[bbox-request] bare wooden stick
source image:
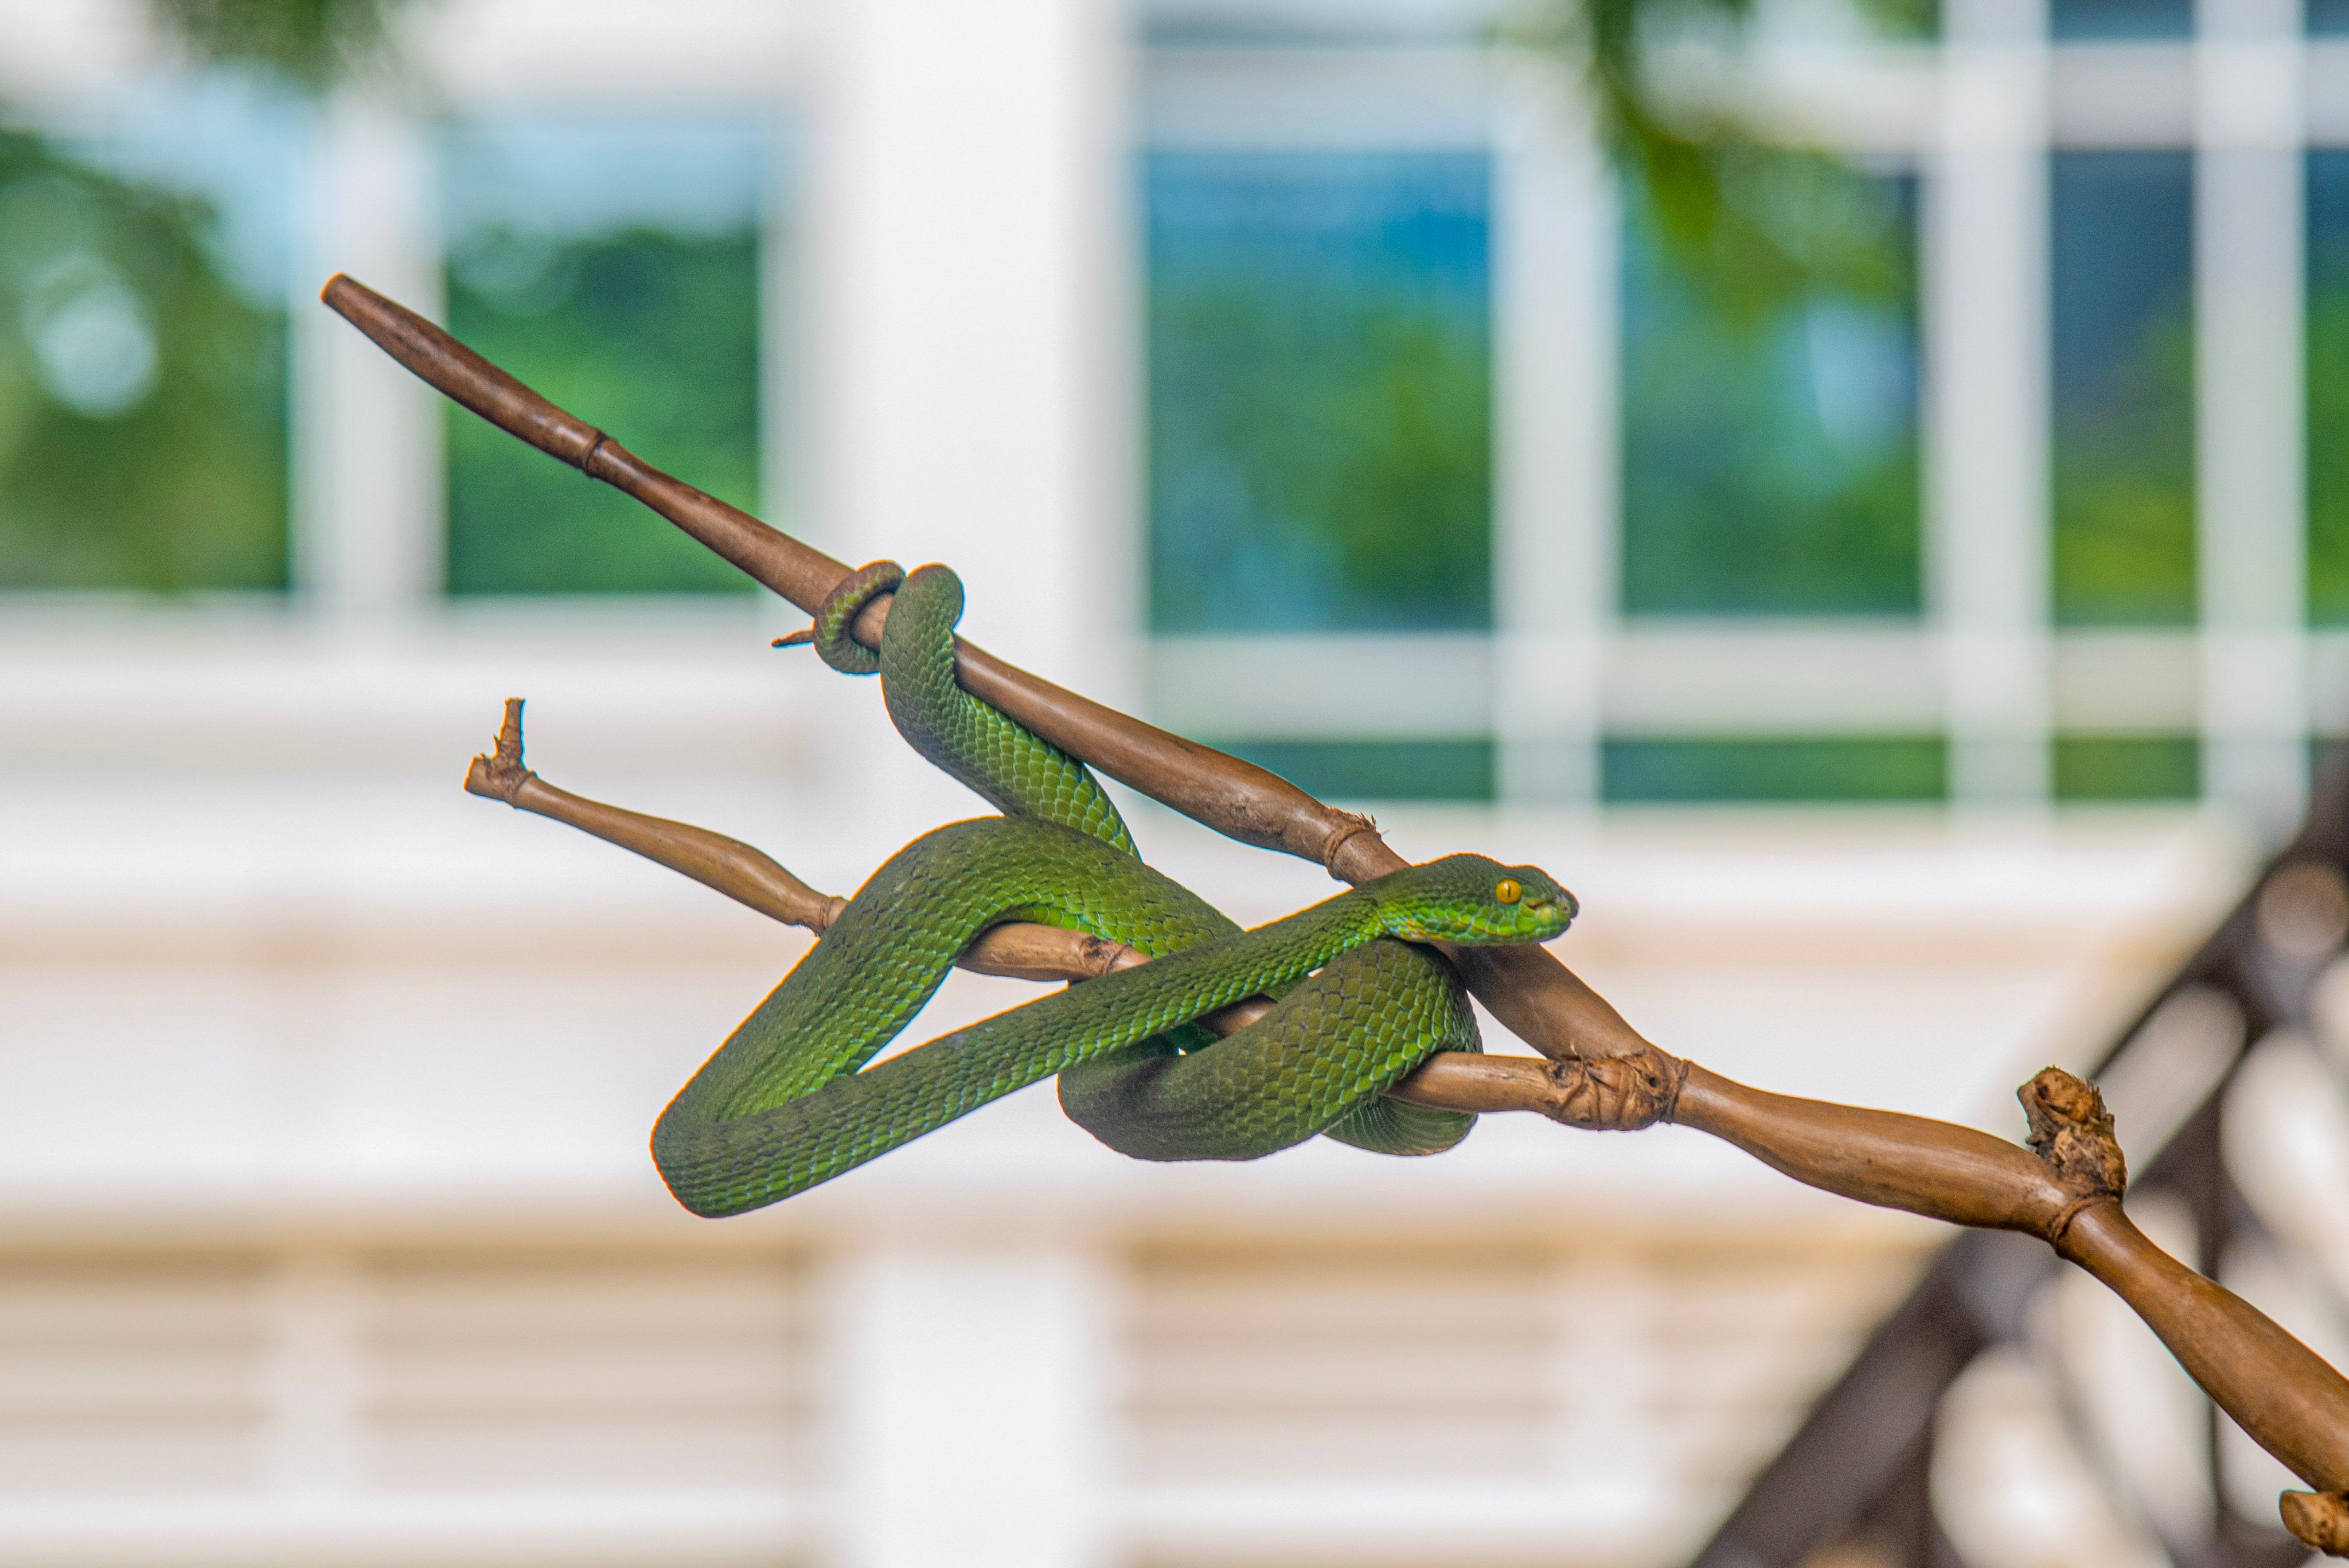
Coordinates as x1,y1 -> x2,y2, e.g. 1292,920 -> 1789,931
352,275 -> 2349,1553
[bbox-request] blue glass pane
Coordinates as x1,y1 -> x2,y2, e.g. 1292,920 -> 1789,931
1620,173 -> 1921,617
2313,0 -> 2349,34
1211,738 -> 1493,802
443,116 -> 768,595
2051,734 -> 2198,799
1602,736 -> 1946,802
2051,151 -> 2194,626
0,78 -> 299,591
2050,0 -> 2192,38
2309,153 -> 2349,620
1146,150 -> 1492,634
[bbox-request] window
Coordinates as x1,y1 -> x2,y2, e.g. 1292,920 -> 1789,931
2049,0 -> 2193,40
1603,737 -> 1946,804
2308,151 -> 2349,621
442,117 -> 770,596
1618,169 -> 1922,618
1144,149 -> 1491,634
2051,735 -> 2199,801
0,79 -> 298,593
1208,738 -> 1495,804
2050,151 -> 2195,627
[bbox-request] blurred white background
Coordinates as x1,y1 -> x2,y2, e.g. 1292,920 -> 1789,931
2,0 -> 2346,1563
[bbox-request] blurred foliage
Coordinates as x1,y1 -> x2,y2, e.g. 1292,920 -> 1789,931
2312,282 -> 2349,619
1621,172 -> 1919,615
2050,314 -> 2194,623
1602,735 -> 1945,801
2048,0 -> 2191,39
1147,153 -> 1490,634
0,129 -> 287,592
2308,153 -> 2349,622
1518,0 -> 1932,324
1603,735 -> 1946,801
1212,739 -> 1496,802
444,225 -> 759,595
2050,152 -> 2195,626
2051,735 -> 2198,800
1150,282 -> 1489,631
148,0 -> 410,91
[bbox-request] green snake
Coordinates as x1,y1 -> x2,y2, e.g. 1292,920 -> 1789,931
650,563 -> 1576,1217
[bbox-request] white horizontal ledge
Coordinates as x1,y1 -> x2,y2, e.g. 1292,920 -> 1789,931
0,603 -> 805,776
416,1 -> 816,107
0,615 -> 2336,764
1120,1477 -> 1695,1562
1144,44 -> 1498,149
0,1492 -> 806,1568
1152,625 -> 2299,738
1602,621 -> 1940,733
1149,633 -> 1495,738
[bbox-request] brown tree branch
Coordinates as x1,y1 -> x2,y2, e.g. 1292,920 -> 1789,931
346,273 -> 2349,1552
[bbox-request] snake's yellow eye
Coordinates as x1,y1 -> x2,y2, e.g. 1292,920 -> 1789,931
1494,879 -> 1521,904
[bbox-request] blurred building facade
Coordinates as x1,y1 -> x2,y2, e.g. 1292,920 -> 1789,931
0,0 -> 2343,1565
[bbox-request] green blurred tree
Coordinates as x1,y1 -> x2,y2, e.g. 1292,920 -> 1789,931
1519,0 -> 1932,321
1150,276 -> 1491,633
0,0 -> 428,593
2051,310 -> 2195,624
0,132 -> 288,591
443,224 -> 761,595
149,0 -> 411,90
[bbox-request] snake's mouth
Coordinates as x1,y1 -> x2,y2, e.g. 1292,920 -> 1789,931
1520,891 -> 1575,927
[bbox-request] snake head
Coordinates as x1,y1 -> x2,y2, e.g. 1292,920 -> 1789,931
1373,854 -> 1577,945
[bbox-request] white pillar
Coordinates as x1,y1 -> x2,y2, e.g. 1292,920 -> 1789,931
1930,0 -> 2053,809
813,0 -> 1130,701
762,125 -> 806,548
259,1251 -> 364,1506
295,92 -> 442,622
1546,1254 -> 1664,1524
2197,0 -> 2308,836
1493,59 -> 1615,808
834,1245 -> 1110,1568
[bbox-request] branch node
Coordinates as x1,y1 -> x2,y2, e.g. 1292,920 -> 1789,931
1077,933 -> 1148,978
2282,1489 -> 2349,1557
463,698 -> 535,805
2019,1066 -> 2126,1203
1543,1049 -> 1687,1132
1320,810 -> 1382,879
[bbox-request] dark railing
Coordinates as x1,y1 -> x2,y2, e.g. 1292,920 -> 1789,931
1692,752 -> 2349,1568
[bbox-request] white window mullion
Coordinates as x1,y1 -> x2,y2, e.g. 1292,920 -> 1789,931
1493,57 -> 1615,808
833,1242 -> 1110,1568
2196,0 -> 2309,836
295,93 -> 442,624
1932,0 -> 2055,809
259,1251 -> 363,1503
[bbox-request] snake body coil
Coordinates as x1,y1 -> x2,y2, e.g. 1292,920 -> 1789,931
651,564 -> 1575,1216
